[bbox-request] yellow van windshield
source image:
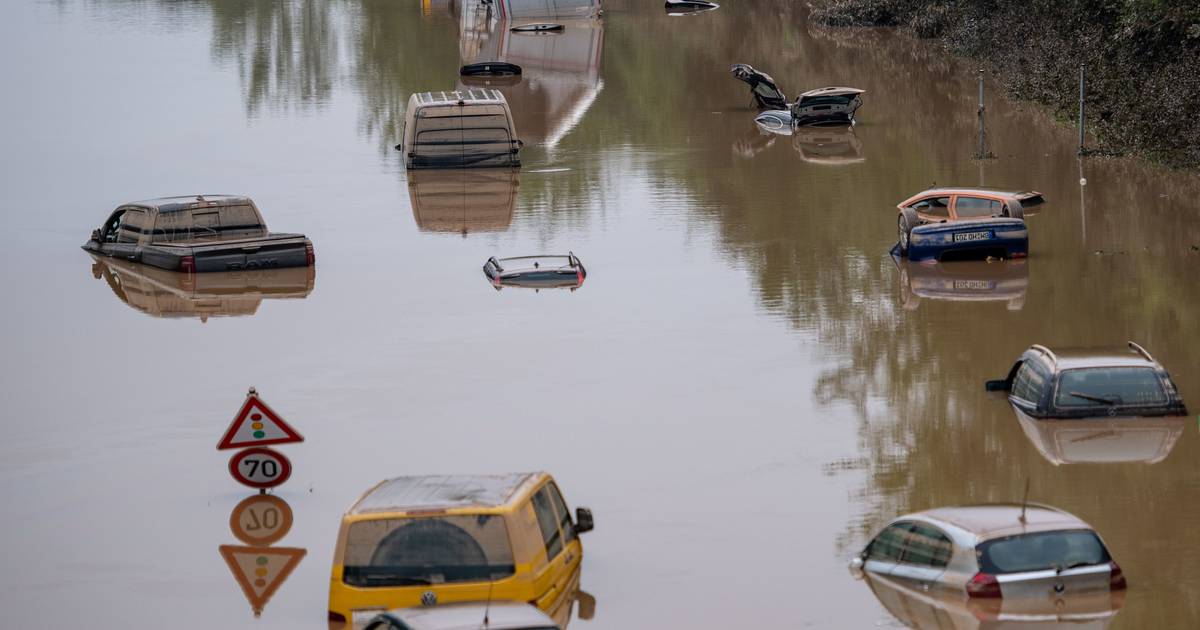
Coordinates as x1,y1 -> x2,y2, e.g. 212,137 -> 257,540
343,515 -> 515,587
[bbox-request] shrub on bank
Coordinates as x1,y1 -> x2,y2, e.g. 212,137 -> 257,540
810,0 -> 1200,167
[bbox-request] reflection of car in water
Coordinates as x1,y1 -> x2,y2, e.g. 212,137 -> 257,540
458,2 -> 603,150
408,169 -> 519,234
863,570 -> 1123,629
327,473 -> 594,628
894,257 -> 1028,311
1016,414 -> 1186,465
896,188 -> 1040,262
851,504 -> 1127,606
498,0 -> 601,21
483,253 -> 586,290
90,255 -> 314,321
793,125 -> 864,165
986,343 -> 1188,420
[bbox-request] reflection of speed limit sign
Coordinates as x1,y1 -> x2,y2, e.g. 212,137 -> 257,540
229,494 -> 294,545
228,447 -> 293,489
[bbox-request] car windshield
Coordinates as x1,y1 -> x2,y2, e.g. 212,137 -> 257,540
978,529 -> 1111,574
342,515 -> 515,587
1054,367 -> 1167,407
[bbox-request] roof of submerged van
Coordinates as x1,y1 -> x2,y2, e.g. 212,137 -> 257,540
348,473 -> 541,515
410,89 -> 509,108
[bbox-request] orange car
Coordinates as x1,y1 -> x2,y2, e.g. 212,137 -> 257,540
895,188 -> 1043,262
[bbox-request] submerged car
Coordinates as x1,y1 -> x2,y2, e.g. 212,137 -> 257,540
363,602 -> 559,630
894,257 -> 1028,311
896,187 -> 1042,262
863,569 -> 1123,629
791,86 -> 865,126
851,504 -> 1127,601
82,195 -> 315,273
483,253 -> 586,290
730,64 -> 787,110
90,255 -> 314,321
327,472 -> 593,627
985,342 -> 1188,420
665,0 -> 719,14
398,90 -> 523,169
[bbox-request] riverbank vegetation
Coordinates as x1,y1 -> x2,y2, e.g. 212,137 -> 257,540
811,0 -> 1200,167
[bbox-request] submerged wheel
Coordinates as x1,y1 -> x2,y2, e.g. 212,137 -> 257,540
898,214 -> 912,255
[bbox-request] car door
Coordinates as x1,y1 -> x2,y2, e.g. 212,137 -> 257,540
908,196 -> 951,224
529,483 -> 570,610
889,523 -> 951,591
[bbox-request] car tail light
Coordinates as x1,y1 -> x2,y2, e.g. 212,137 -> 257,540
179,255 -> 196,274
967,572 -> 1002,598
305,243 -> 315,266
328,611 -> 346,623
576,270 -> 585,286
1012,252 -> 1028,258
1109,562 -> 1127,590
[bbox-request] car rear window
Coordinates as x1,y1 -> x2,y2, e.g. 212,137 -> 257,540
1054,367 -> 1167,407
342,515 -> 515,587
977,530 -> 1111,574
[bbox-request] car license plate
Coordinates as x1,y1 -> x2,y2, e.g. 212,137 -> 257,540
954,280 -> 996,290
953,231 -> 991,242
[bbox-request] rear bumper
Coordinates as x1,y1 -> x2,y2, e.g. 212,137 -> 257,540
906,220 -> 1028,262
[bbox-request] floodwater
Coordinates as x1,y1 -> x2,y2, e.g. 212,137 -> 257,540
2,0 -> 1199,627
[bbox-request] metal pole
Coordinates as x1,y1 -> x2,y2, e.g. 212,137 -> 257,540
978,70 -> 985,159
1078,65 -> 1086,155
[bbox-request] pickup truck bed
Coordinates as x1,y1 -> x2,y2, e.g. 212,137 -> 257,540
139,233 -> 312,272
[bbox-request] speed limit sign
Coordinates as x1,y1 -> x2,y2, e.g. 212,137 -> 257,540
228,447 -> 293,490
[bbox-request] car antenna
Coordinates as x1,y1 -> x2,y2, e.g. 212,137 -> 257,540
1018,478 -> 1030,525
483,582 -> 494,627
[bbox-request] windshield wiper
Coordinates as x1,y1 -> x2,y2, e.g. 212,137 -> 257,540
1067,391 -> 1120,405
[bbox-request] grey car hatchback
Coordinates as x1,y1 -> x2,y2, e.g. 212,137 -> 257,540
850,504 -> 1126,602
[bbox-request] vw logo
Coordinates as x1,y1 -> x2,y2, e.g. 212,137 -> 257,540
420,591 -> 438,606
1053,580 -> 1066,594
1108,405 -> 1118,417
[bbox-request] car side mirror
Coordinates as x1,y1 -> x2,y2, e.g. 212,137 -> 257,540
985,379 -> 1009,392
849,556 -> 865,571
575,507 -> 594,534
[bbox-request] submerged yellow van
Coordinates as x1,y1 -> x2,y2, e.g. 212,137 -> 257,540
327,472 -> 593,627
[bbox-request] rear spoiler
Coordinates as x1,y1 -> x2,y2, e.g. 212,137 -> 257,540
1015,191 -> 1045,207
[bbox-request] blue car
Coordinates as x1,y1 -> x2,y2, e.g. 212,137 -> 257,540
895,187 -> 1042,262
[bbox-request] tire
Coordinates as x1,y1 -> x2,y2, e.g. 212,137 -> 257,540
897,212 -> 915,256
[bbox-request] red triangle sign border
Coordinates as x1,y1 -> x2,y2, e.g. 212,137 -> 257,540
218,544 -> 307,615
217,390 -> 305,451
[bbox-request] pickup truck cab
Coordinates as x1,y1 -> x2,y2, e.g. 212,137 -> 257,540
82,195 -> 314,273
328,472 -> 593,628
896,188 -> 1042,262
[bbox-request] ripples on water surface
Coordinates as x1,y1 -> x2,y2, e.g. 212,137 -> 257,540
1,0 -> 1198,627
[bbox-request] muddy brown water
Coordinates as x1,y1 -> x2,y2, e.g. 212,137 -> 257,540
2,0 -> 1199,627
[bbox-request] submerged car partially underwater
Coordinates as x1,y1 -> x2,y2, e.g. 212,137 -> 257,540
734,65 -> 865,125
665,0 -> 719,15
895,187 -> 1043,262
484,253 -> 587,290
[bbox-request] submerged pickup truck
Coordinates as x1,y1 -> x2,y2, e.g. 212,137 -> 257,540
82,195 -> 314,273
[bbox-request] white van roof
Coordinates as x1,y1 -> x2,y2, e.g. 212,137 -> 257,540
411,89 -> 509,108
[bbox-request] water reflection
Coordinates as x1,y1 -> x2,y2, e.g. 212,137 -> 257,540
408,168 -> 520,234
457,0 -> 603,149
894,258 -> 1028,311
219,494 -> 307,617
863,573 -> 1124,629
794,125 -> 863,165
1015,415 -> 1187,466
90,256 -> 315,321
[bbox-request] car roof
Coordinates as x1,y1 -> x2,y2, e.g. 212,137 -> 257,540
126,195 -> 250,213
348,473 -> 539,515
915,504 -> 1092,541
912,187 -> 1028,199
411,89 -> 508,108
1026,343 -> 1161,370
385,601 -> 557,630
